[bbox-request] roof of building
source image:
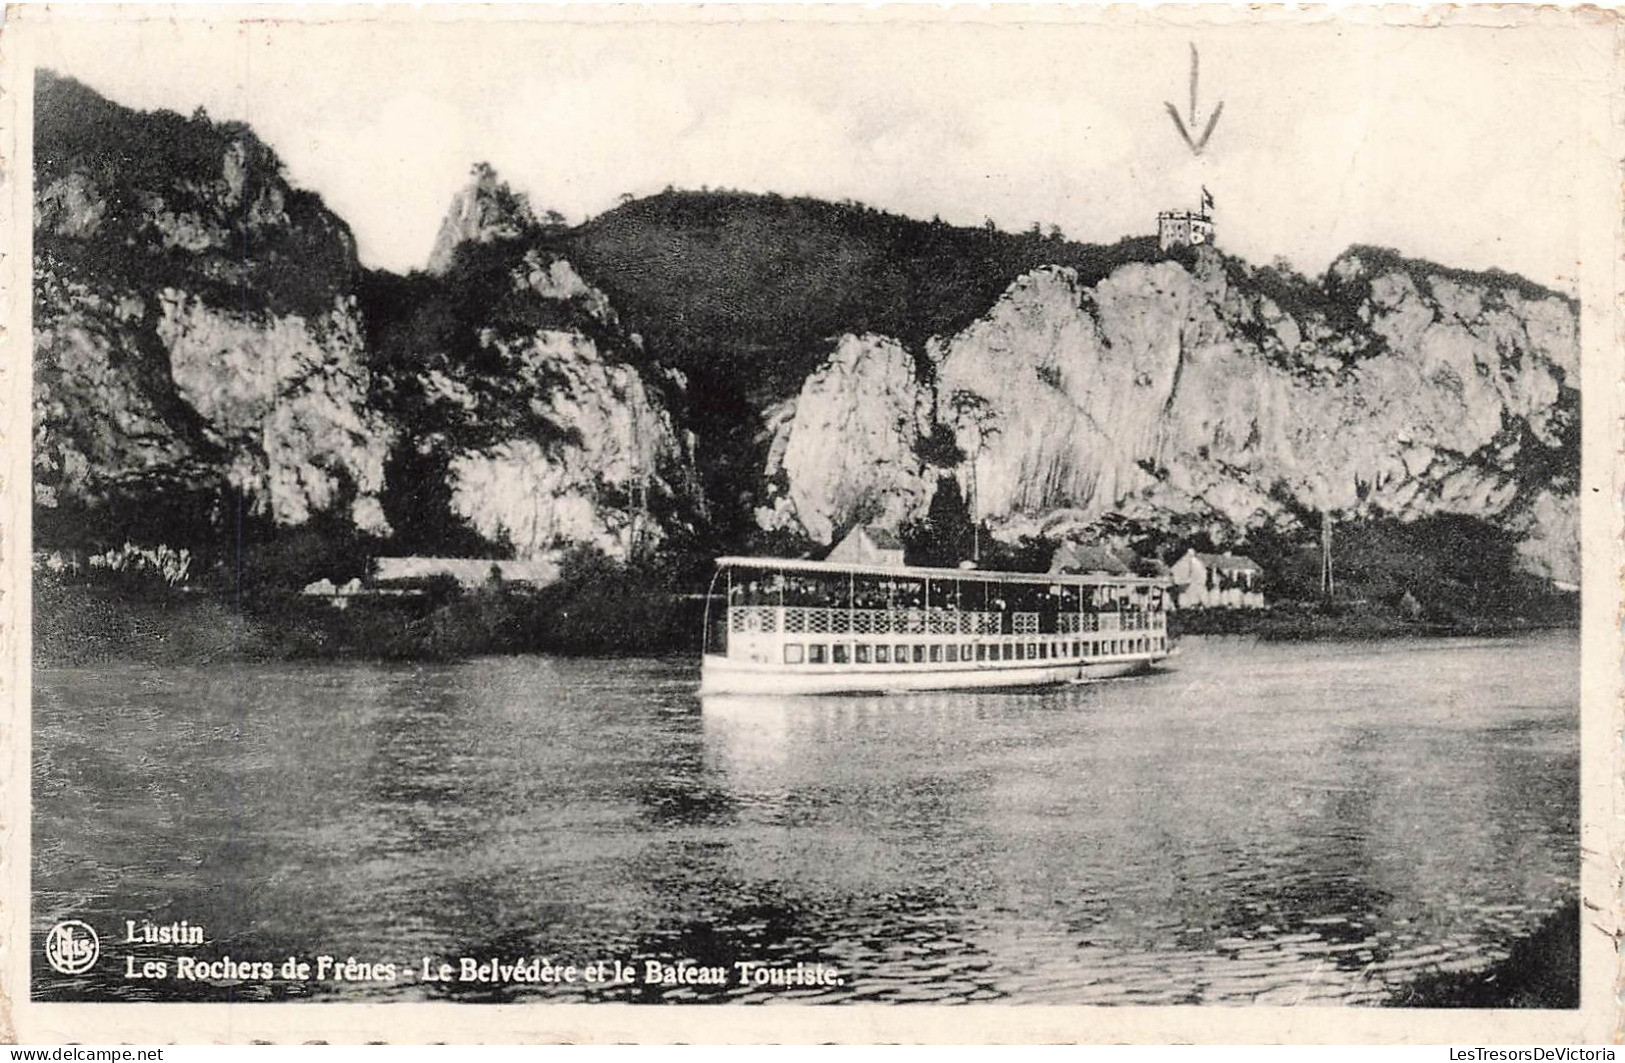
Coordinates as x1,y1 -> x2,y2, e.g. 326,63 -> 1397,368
371,556 -> 560,586
1050,542 -> 1132,575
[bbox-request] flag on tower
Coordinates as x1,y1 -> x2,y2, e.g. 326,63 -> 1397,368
1201,186 -> 1215,213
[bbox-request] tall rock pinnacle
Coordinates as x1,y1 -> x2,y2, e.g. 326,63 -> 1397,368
426,162 -> 539,273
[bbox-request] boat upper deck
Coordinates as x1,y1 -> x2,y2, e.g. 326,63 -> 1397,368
712,556 -> 1172,588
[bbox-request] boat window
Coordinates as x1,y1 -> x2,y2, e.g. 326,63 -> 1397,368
962,643 -> 973,660
1028,642 -> 1038,659
975,644 -> 987,662
912,645 -> 926,664
1015,643 -> 1025,660
855,644 -> 871,664
783,644 -> 804,664
833,644 -> 849,664
809,644 -> 827,664
1038,643 -> 1048,659
1002,643 -> 1014,660
895,644 -> 908,663
875,645 -> 890,663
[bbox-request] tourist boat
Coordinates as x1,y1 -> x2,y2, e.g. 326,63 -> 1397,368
699,555 -> 1173,696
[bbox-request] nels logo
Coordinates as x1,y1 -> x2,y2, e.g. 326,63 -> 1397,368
44,920 -> 100,975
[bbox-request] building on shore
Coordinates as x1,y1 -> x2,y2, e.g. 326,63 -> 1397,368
370,556 -> 561,590
1170,549 -> 1265,609
301,556 -> 561,607
1048,541 -> 1134,576
826,525 -> 908,567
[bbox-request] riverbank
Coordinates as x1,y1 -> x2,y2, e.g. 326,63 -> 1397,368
1169,598 -> 1578,641
32,574 -> 702,666
1389,898 -> 1579,1008
34,575 -> 1578,667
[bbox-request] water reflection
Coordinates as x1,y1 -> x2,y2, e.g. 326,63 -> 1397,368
33,635 -> 1577,1005
694,635 -> 1578,1004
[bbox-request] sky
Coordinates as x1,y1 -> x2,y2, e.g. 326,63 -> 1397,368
22,8 -> 1614,292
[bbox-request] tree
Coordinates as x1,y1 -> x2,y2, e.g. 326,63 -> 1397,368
948,390 -> 1000,561
904,475 -> 975,568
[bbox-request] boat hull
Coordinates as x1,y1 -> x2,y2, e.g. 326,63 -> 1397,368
698,653 -> 1163,696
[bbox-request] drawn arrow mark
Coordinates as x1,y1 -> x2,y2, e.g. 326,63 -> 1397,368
1166,44 -> 1224,156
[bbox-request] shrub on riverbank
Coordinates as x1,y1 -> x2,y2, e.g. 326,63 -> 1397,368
35,517 -> 1579,666
503,546 -> 695,654
34,572 -> 278,665
1168,591 -> 1578,641
34,546 -> 705,666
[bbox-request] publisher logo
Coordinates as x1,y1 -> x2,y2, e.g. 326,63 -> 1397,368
44,920 -> 99,975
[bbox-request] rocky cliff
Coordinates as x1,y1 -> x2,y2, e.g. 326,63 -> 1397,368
762,248 -> 1578,582
754,333 -> 933,542
34,71 -> 390,544
363,163 -> 700,562
36,76 -> 699,569
33,74 -> 1579,586
376,246 -> 699,561
425,161 -> 541,274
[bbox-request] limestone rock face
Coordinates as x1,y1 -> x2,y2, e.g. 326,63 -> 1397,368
426,162 -> 539,274
756,333 -> 933,544
155,290 -> 389,530
32,273 -> 205,512
405,169 -> 698,561
34,73 -> 1579,586
33,71 -> 387,540
389,242 -> 699,561
762,248 -> 1578,581
442,323 -> 693,561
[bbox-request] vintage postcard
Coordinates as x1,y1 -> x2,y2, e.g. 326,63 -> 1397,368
1,3 -> 1620,1045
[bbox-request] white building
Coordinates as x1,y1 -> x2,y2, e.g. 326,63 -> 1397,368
1157,209 -> 1214,251
1170,549 -> 1265,609
370,556 -> 561,589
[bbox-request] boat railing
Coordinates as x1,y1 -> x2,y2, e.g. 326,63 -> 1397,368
726,605 -> 1166,639
767,607 -> 1005,636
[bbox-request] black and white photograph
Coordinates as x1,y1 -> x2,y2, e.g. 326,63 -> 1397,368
5,3 -> 1619,1044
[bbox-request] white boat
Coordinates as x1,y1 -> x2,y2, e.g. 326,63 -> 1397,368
699,555 -> 1173,696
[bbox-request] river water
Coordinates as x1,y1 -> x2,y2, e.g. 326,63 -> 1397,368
32,633 -> 1578,1005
